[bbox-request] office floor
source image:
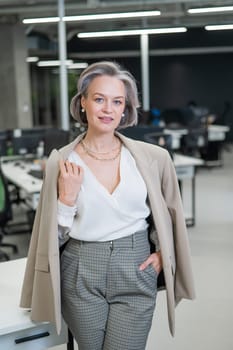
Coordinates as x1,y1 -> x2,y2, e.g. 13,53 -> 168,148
2,147 -> 233,350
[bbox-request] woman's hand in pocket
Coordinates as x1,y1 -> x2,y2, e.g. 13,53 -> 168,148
139,251 -> 163,274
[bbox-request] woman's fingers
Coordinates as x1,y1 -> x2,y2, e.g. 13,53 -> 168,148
59,159 -> 67,174
58,160 -> 84,206
59,160 -> 82,178
78,165 -> 84,182
73,164 -> 84,180
65,160 -> 72,172
64,160 -> 76,175
139,255 -> 154,270
139,252 -> 163,274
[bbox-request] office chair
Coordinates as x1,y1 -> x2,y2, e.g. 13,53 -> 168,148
144,132 -> 173,159
0,167 -> 18,261
180,126 -> 208,157
43,128 -> 70,156
120,125 -> 164,142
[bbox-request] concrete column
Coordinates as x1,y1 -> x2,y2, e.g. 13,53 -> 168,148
31,65 -> 40,126
140,33 -> 150,124
0,22 -> 32,129
140,33 -> 150,111
44,69 -> 52,126
58,0 -> 69,130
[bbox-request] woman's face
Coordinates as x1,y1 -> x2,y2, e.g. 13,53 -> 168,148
81,75 -> 126,134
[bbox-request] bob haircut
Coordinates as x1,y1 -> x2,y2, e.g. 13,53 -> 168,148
70,61 -> 140,129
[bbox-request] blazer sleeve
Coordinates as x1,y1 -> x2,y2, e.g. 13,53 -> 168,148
161,152 -> 196,302
19,181 -> 46,308
20,149 -> 60,308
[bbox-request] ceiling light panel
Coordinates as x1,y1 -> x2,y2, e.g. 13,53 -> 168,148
188,6 -> 233,14
78,27 -> 187,38
37,60 -> 73,67
64,10 -> 161,22
23,10 -> 161,24
205,24 -> 233,30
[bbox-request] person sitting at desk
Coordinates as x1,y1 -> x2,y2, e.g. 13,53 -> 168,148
20,61 -> 195,350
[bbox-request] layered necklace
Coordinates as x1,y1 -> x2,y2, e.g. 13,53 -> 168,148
80,139 -> 122,161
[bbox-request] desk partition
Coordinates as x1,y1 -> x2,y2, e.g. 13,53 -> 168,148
4,128 -> 70,157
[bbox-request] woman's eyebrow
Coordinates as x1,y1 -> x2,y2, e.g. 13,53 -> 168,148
93,92 -> 125,99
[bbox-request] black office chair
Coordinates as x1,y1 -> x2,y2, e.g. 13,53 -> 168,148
0,167 -> 18,261
144,132 -> 174,159
120,125 -> 164,142
180,127 -> 208,157
43,128 -> 70,156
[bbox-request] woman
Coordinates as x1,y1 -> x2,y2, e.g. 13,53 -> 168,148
20,61 -> 195,350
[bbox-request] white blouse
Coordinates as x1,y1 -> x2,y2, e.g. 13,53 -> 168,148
57,146 -> 151,242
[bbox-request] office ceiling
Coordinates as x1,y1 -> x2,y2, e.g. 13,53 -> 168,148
0,0 -> 233,41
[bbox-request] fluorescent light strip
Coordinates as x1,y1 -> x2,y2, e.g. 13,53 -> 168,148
26,56 -> 39,63
37,60 -> 73,67
63,10 -> 161,21
68,63 -> 88,69
205,24 -> 233,31
78,27 -> 187,38
23,10 -> 161,24
23,17 -> 59,24
188,6 -> 233,14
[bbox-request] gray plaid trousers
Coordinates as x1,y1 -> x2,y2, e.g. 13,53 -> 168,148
61,230 -> 158,350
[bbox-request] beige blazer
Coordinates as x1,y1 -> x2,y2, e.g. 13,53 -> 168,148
20,132 -> 195,336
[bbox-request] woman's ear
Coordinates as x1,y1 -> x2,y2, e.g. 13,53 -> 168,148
80,95 -> 85,110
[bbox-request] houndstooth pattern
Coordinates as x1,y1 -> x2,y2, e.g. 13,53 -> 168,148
60,230 -> 158,350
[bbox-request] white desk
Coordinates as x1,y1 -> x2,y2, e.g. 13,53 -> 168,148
166,124 -> 230,151
203,124 -> 230,166
174,153 -> 203,171
1,159 -> 42,210
0,258 -> 68,349
173,153 -> 204,226
164,128 -> 188,150
208,124 -> 230,141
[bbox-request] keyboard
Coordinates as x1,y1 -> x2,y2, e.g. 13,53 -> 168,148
28,169 -> 43,180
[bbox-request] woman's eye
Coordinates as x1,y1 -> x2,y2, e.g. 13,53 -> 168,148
95,97 -> 104,103
114,100 -> 122,105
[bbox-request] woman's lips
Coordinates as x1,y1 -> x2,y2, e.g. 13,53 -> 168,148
98,116 -> 113,123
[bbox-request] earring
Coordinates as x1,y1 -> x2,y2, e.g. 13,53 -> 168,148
122,112 -> 125,118
81,108 -> 85,113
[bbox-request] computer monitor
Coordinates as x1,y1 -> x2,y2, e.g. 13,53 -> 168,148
43,129 -> 70,156
0,130 -> 11,156
120,125 -> 164,142
161,107 -> 203,129
12,134 -> 43,155
11,128 -> 70,156
0,133 -> 7,156
144,132 -> 173,158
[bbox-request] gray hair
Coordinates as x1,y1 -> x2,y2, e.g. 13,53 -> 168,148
70,61 -> 140,129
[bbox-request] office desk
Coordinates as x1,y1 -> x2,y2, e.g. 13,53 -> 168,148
165,125 -> 229,143
1,158 -> 42,210
164,128 -> 188,150
173,153 -> 203,227
0,258 -> 68,350
202,124 -> 230,166
208,124 -> 230,141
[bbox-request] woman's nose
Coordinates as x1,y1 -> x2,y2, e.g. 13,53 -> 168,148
103,100 -> 112,112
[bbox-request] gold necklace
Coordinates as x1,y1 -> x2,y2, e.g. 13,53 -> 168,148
80,140 -> 121,161
81,139 -> 120,155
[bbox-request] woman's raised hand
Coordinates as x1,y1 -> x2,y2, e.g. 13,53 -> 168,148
58,160 -> 84,206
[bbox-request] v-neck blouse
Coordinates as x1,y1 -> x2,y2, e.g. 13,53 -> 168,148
57,145 -> 150,242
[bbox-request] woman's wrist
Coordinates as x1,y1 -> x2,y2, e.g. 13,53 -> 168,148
58,196 -> 76,207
